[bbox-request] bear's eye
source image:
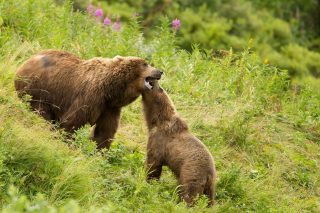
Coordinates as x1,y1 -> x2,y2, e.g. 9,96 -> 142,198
143,62 -> 148,67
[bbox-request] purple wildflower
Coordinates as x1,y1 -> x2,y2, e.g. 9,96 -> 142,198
87,4 -> 94,14
103,17 -> 112,26
113,20 -> 121,31
172,18 -> 181,31
95,8 -> 103,18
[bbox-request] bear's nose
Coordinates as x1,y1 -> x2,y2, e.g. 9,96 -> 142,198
151,69 -> 164,80
156,70 -> 164,76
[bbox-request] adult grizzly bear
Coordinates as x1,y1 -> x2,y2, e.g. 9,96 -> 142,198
142,81 -> 216,206
15,50 -> 163,149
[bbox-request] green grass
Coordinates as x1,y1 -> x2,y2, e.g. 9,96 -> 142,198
0,0 -> 320,212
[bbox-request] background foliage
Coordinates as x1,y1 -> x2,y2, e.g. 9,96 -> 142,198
81,0 -> 320,77
0,0 -> 319,212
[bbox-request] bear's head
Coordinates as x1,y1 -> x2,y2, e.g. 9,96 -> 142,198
107,55 -> 163,107
112,55 -> 163,91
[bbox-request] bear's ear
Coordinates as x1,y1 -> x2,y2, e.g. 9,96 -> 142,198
113,55 -> 124,62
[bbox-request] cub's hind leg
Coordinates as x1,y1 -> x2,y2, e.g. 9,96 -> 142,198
203,176 -> 215,206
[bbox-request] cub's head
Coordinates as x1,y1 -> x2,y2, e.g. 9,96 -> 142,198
141,79 -> 165,100
141,79 -> 177,129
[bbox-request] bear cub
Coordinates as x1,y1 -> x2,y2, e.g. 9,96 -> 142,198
142,81 -> 216,206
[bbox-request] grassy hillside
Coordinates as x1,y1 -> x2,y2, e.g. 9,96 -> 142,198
0,0 -> 320,212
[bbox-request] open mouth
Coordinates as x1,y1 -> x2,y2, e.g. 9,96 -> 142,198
144,69 -> 163,90
144,77 -> 159,90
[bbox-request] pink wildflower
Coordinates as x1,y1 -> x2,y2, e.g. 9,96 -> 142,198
87,4 -> 94,14
113,20 -> 121,31
103,17 -> 112,26
95,8 -> 103,18
172,18 -> 181,31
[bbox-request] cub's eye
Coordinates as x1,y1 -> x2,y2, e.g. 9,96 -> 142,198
143,62 -> 148,67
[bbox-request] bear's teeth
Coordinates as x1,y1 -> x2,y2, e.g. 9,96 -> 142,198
144,80 -> 153,90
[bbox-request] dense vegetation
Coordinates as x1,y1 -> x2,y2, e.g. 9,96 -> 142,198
77,0 -> 320,77
0,0 -> 319,212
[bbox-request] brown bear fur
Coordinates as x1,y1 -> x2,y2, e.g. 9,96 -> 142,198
142,81 -> 216,206
15,49 -> 163,149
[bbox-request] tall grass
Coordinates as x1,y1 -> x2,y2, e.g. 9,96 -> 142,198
0,0 -> 319,212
